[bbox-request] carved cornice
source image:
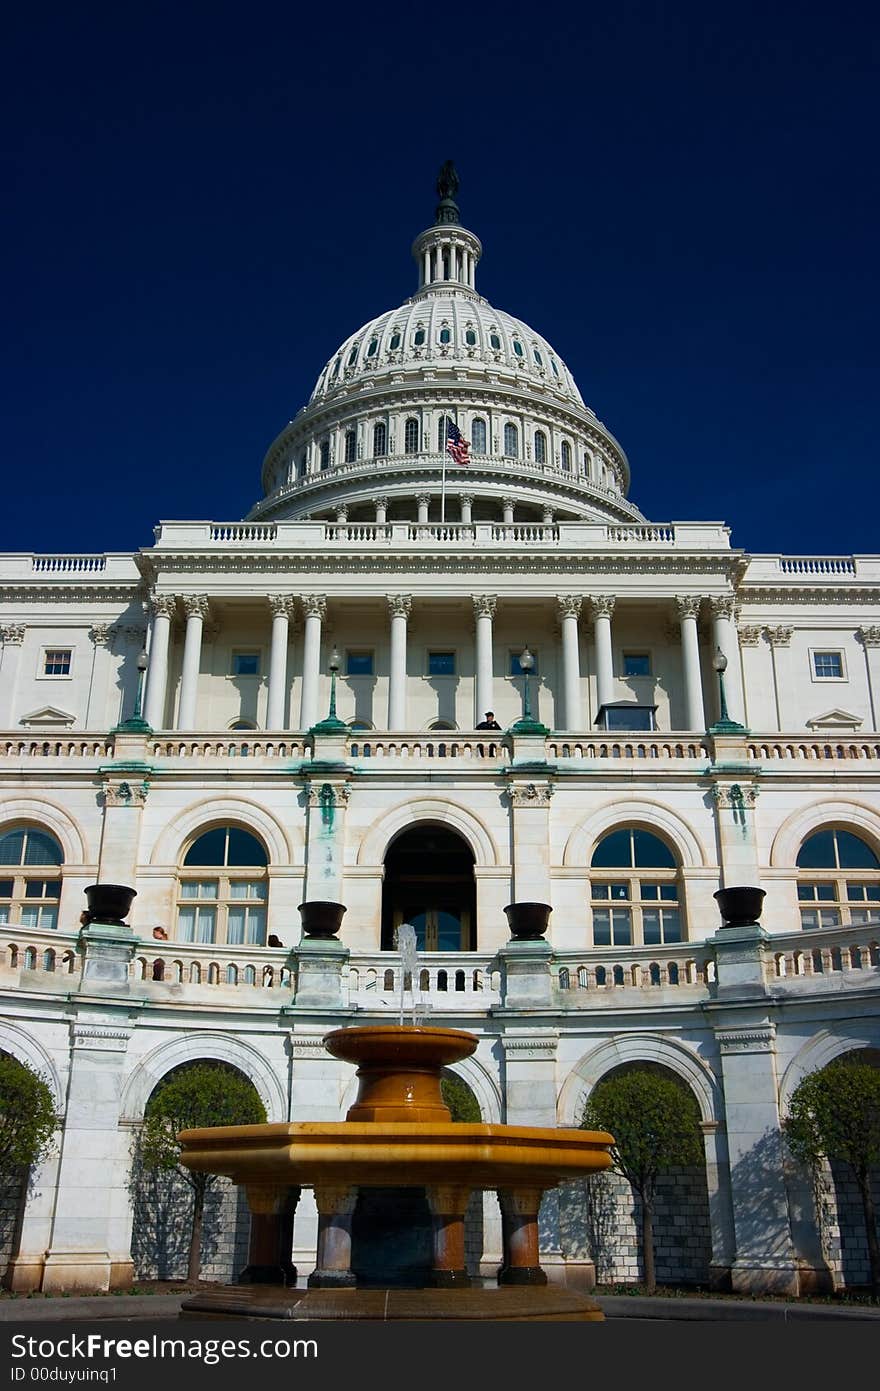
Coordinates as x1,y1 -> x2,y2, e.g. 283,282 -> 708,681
0,586 -> 142,604
387,594 -> 413,620
287,1031 -> 330,1059
741,587 -> 880,606
142,552 -> 738,579
72,1024 -> 133,1052
716,1027 -> 775,1054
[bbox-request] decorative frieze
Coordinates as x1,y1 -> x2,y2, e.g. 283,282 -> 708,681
287,1031 -> 331,1060
71,1024 -> 133,1053
501,1035 -> 558,1061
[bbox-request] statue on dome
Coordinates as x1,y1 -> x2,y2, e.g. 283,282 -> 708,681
436,161 -> 459,202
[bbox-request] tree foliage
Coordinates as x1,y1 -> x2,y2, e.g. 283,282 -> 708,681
0,1054 -> 57,1180
581,1066 -> 703,1292
441,1073 -> 481,1123
783,1055 -> 880,1294
138,1062 -> 266,1283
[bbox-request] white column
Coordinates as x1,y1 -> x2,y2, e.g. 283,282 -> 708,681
0,625 -> 26,727
416,492 -> 430,526
766,626 -> 793,731
85,625 -> 114,728
374,495 -> 388,525
177,594 -> 209,730
709,596 -> 745,725
675,596 -> 706,731
387,595 -> 412,729
858,627 -> 880,731
501,496 -> 515,525
557,596 -> 583,731
299,595 -> 326,730
589,595 -> 616,716
459,492 -> 473,525
267,596 -> 294,729
473,595 -> 497,725
143,595 -> 176,730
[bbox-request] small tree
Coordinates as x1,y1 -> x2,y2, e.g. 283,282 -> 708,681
783,1056 -> 880,1296
441,1073 -> 481,1122
138,1062 -> 266,1284
581,1067 -> 703,1293
0,1055 -> 57,1183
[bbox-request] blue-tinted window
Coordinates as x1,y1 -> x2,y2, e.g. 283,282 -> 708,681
373,422 -> 387,456
404,418 -> 419,453
390,331 -> 401,350
591,828 -> 675,869
510,651 -> 539,676
465,329 -> 477,346
534,431 -> 547,463
414,328 -> 426,346
319,440 -> 330,469
490,332 -> 501,350
232,652 -> 260,676
439,327 -> 451,345
0,828 -> 63,866
185,826 -> 267,867
623,653 -> 651,677
513,340 -> 524,358
561,441 -> 571,471
503,423 -> 518,456
813,651 -> 843,678
533,348 -> 543,366
346,651 -> 374,676
344,430 -> 357,463
471,419 -> 487,454
797,828 -> 879,870
366,337 -> 378,357
428,651 -> 455,676
347,344 -> 359,365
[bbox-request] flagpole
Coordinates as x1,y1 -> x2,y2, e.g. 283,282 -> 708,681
440,415 -> 447,524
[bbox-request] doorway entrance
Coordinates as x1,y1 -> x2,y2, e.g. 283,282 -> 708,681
381,824 -> 476,951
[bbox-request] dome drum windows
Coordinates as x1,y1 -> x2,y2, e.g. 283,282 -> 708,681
177,826 -> 269,947
512,339 -> 524,359
560,440 -> 572,472
503,423 -> 519,458
373,422 -> 387,457
534,431 -> 547,464
590,828 -> 682,947
471,418 -> 487,454
404,418 -> 420,455
366,337 -> 379,358
796,828 -> 880,928
0,827 -> 64,930
319,440 -> 330,471
344,429 -> 357,464
413,327 -> 426,347
389,330 -> 402,351
439,327 -> 451,346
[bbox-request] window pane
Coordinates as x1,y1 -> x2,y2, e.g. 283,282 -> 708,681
185,828 -> 227,866
246,909 -> 267,946
196,907 -> 216,944
226,829 -> 268,866
227,907 -> 245,945
659,884 -> 678,902
0,879 -> 12,897
591,884 -> 610,900
813,652 -> 843,678
20,907 -> 39,927
643,908 -> 661,945
591,830 -> 631,868
347,652 -> 374,676
623,653 -> 651,677
593,908 -> 611,946
40,906 -> 58,930
836,831 -> 879,870
663,909 -> 682,943
0,907 -> 9,923
23,830 -> 63,865
229,880 -> 266,900
428,652 -> 455,676
611,909 -> 632,945
0,831 -> 25,866
796,830 -> 837,869
641,884 -> 659,900
177,907 -> 196,942
632,830 -> 675,868
233,652 -> 260,676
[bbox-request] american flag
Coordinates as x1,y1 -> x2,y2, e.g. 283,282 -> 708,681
446,419 -> 470,466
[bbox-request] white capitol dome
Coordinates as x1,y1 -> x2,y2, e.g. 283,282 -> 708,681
250,170 -> 641,526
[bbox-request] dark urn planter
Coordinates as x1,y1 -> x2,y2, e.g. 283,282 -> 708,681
504,902 -> 552,940
714,886 -> 766,928
83,883 -> 137,927
298,901 -> 347,939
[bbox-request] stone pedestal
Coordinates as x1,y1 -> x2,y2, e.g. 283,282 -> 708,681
79,922 -> 138,991
290,938 -> 350,1010
497,938 -> 554,1009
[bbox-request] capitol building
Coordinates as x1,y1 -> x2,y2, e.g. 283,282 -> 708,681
1,169 -> 879,1298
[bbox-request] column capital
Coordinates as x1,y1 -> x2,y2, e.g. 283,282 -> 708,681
501,494 -> 516,507
588,594 -> 615,620
738,625 -> 763,646
674,595 -> 702,621
387,593 -> 412,620
300,594 -> 327,621
556,594 -> 582,621
373,495 -> 389,509
458,491 -> 473,505
1,624 -> 25,645
765,625 -> 793,648
268,594 -> 296,619
88,624 -> 112,647
473,594 -> 497,620
857,625 -> 880,648
416,491 -> 432,507
708,595 -> 737,621
182,593 -> 210,621
149,594 -> 177,621
313,1185 -> 358,1217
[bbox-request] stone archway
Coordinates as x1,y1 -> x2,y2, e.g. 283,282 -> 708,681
380,822 -> 477,951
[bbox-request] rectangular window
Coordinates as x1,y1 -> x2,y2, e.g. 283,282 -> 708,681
799,907 -> 841,929
623,652 -> 651,678
797,883 -> 837,902
593,907 -> 632,947
232,652 -> 261,677
509,651 -> 539,676
43,649 -> 72,677
346,651 -> 374,676
812,651 -> 844,679
643,907 -> 682,945
428,651 -> 456,676
846,882 -> 880,902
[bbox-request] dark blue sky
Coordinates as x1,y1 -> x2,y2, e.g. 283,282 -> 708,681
4,0 -> 878,558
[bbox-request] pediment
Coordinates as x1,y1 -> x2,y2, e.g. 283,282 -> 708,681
806,708 -> 863,731
20,705 -> 77,727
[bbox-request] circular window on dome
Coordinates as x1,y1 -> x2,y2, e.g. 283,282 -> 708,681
414,327 -> 426,347
490,332 -> 501,351
439,327 -> 451,345
367,337 -> 378,357
513,340 -> 524,358
465,329 -> 477,347
390,331 -> 401,351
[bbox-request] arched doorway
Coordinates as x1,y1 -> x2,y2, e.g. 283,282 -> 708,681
381,824 -> 476,951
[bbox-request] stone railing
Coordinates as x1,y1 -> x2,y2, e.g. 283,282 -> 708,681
553,944 -> 716,999
743,554 -> 880,583
547,735 -> 711,761
0,927 -> 80,982
605,525 -> 675,543
346,953 -> 501,1010
209,523 -> 278,542
149,735 -> 311,760
0,736 -> 115,760
131,943 -> 293,991
768,922 -> 880,986
745,736 -> 880,762
31,555 -> 108,573
348,734 -> 508,762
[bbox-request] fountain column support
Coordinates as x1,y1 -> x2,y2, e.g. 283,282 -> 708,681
240,1184 -> 300,1286
497,1187 -> 548,1285
425,1185 -> 472,1287
308,1185 -> 358,1288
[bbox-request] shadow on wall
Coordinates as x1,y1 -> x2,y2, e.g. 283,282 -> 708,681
128,1140 -> 249,1281
0,1170 -> 28,1285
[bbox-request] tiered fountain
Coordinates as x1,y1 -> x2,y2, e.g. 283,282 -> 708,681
179,921 -> 614,1322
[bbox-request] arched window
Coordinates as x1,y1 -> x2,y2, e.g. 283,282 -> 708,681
373,422 -> 387,457
533,347 -> 543,366
503,423 -> 519,457
796,828 -> 880,928
404,418 -> 419,454
590,828 -> 681,947
330,358 -> 340,380
439,326 -> 451,345
177,826 -> 268,946
366,337 -> 378,358
512,340 -> 524,358
489,332 -> 501,351
319,440 -> 330,470
561,440 -> 572,471
344,429 -> 357,463
347,344 -> 359,366
413,327 -> 426,347
471,418 -> 487,454
534,431 -> 547,464
389,330 -> 401,351
550,358 -> 560,377
0,826 -> 63,929
465,328 -> 477,347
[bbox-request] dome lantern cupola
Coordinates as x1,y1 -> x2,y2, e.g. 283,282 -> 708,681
411,161 -> 482,298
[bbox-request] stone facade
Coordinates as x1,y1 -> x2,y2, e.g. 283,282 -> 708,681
1,182 -> 879,1296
